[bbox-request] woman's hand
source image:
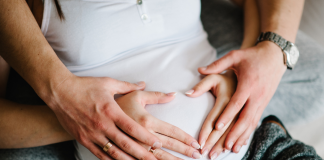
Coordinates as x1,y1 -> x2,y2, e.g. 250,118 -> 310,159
116,91 -> 202,160
185,70 -> 238,159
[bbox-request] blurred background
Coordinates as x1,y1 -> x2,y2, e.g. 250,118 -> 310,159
289,0 -> 324,157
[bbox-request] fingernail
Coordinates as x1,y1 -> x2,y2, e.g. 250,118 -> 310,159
211,153 -> 218,160
228,142 -> 234,149
166,92 -> 177,96
192,151 -> 202,159
135,81 -> 145,87
185,90 -> 194,95
202,149 -> 208,158
200,141 -> 205,149
200,66 -> 207,70
235,145 -> 241,152
220,70 -> 227,74
191,141 -> 200,149
217,123 -> 224,129
153,141 -> 162,148
223,149 -> 230,154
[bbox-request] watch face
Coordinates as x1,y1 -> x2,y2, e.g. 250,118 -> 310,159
286,43 -> 299,68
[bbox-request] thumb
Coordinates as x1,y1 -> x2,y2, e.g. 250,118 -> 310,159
141,91 -> 176,105
185,74 -> 220,98
113,80 -> 146,94
198,50 -> 237,75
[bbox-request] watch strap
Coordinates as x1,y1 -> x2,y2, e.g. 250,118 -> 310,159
257,32 -> 288,50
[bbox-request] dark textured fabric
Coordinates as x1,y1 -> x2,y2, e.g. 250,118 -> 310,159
0,141 -> 77,160
243,116 -> 322,160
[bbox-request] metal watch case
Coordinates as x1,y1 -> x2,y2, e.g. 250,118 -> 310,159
257,32 -> 300,70
283,42 -> 299,69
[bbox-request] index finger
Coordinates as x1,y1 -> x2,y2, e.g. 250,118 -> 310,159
215,81 -> 250,130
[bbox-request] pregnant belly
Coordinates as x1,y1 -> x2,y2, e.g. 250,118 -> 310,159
73,33 -> 252,159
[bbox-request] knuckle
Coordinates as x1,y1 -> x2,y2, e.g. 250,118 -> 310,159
194,84 -> 203,91
184,146 -> 192,157
153,91 -> 164,98
95,152 -> 103,160
141,153 -> 154,160
92,120 -> 107,131
124,123 -> 137,134
213,144 -> 224,153
122,81 -> 133,88
139,116 -> 152,128
154,150 -> 164,159
211,60 -> 220,67
233,101 -> 243,110
77,135 -> 87,145
120,140 -> 131,150
165,139 -> 174,148
168,126 -> 178,137
109,149 -> 120,159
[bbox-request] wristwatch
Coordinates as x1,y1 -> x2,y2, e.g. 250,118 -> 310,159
256,32 -> 299,70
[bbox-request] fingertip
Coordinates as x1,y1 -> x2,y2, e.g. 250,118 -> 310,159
244,139 -> 248,145
225,141 -> 234,150
199,139 -> 206,150
135,81 -> 146,88
166,92 -> 177,97
198,67 -> 208,74
184,90 -> 194,96
191,141 -> 201,149
216,122 -> 225,130
153,141 -> 162,149
233,144 -> 241,153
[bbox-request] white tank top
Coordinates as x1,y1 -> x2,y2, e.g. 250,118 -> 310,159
41,0 -> 253,159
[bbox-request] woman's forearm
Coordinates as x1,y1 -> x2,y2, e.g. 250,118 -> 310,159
0,0 -> 73,105
0,99 -> 73,149
240,0 -> 260,49
257,0 -> 304,43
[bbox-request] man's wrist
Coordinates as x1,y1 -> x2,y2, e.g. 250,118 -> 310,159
256,41 -> 287,71
35,65 -> 75,108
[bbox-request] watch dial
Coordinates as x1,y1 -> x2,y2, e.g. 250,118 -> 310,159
289,45 -> 299,65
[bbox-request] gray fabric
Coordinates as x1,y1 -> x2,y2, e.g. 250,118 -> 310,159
200,0 -> 324,127
243,117 -> 322,160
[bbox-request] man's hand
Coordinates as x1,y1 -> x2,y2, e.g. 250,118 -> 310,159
116,91 -> 201,159
198,41 -> 286,153
49,76 -> 162,160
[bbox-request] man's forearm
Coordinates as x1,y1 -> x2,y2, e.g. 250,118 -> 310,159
258,0 -> 305,43
0,0 -> 73,104
241,0 -> 260,49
